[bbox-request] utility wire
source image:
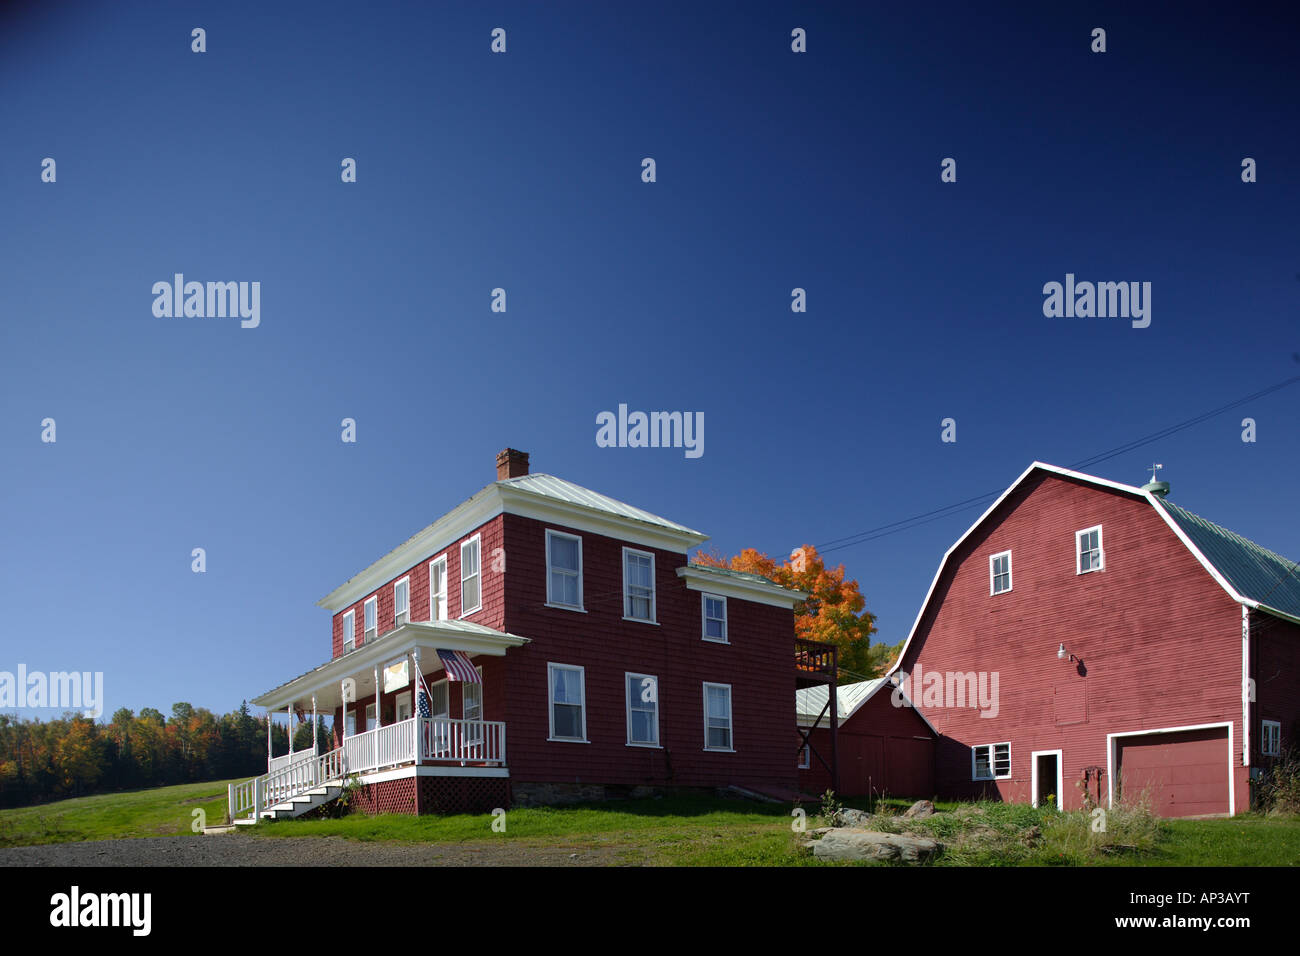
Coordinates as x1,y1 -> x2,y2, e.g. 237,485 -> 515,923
811,373 -> 1300,557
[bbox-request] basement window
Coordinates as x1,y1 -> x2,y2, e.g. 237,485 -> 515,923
1262,720 -> 1281,757
1076,526 -> 1104,574
990,551 -> 1012,595
972,742 -> 1011,780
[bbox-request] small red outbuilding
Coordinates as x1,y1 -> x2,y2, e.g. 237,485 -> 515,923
796,678 -> 937,800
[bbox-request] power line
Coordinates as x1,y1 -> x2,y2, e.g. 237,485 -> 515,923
811,373 -> 1300,558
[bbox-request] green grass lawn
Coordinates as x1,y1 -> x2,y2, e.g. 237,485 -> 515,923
2,782 -> 1297,866
0,779 -> 237,847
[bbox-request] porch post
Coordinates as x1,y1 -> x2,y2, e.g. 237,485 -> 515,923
287,704 -> 294,757
340,678 -> 349,772
311,695 -> 318,754
413,648 -> 423,763
374,666 -> 381,728
266,709 -> 272,772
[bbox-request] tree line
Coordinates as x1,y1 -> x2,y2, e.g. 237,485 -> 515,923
0,702 -> 326,809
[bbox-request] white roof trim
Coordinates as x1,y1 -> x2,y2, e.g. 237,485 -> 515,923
676,566 -> 808,608
795,678 -> 937,735
886,461 -> 1265,681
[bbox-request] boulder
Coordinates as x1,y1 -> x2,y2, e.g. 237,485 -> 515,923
808,829 -> 942,863
830,808 -> 874,828
902,799 -> 936,819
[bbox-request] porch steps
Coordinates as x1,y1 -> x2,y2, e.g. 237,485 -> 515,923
233,781 -> 345,824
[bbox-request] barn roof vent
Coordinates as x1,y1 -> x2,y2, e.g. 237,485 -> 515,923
1141,463 -> 1170,498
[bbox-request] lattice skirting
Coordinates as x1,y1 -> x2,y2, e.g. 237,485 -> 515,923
355,775 -> 510,816
417,775 -> 510,815
355,778 -> 418,815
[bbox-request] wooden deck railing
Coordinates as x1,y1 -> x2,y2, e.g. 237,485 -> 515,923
794,638 -> 838,679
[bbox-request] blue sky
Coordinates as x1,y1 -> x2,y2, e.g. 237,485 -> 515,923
1,1 -> 1297,718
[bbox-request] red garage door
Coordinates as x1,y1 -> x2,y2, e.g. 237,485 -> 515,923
1115,727 -> 1230,818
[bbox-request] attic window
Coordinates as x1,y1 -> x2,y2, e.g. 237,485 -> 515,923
990,551 -> 1012,595
1076,526 -> 1104,574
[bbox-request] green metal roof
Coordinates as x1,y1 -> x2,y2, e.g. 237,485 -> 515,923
1157,498 -> 1300,621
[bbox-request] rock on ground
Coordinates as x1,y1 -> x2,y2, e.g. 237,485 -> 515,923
808,829 -> 942,863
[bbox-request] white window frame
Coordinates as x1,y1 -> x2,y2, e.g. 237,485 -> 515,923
395,691 -> 412,723
702,593 -> 728,643
1262,719 -> 1281,757
1076,525 -> 1104,574
341,610 -> 355,654
622,547 -> 657,623
545,529 -> 584,611
460,535 -> 482,617
990,551 -> 1012,595
364,702 -> 376,731
429,678 -> 449,719
703,682 -> 734,752
625,672 -> 661,748
797,740 -> 810,769
344,710 -> 356,737
363,596 -> 377,643
547,662 -> 588,743
428,555 -> 448,622
394,576 -> 410,626
972,742 -> 1012,780
463,667 -> 484,746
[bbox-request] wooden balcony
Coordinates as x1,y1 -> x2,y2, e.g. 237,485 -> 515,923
794,638 -> 838,685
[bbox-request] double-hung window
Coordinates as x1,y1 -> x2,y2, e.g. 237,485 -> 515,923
429,556 -> 448,621
546,530 -> 583,609
342,610 -> 355,654
548,663 -> 587,742
1076,526 -> 1104,574
623,548 -> 656,622
626,673 -> 660,747
972,742 -> 1011,780
703,683 -> 733,751
394,577 -> 410,626
460,536 -> 482,616
990,551 -> 1012,595
363,597 -> 377,643
702,593 -> 727,643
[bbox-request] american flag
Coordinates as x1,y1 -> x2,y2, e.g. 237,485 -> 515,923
437,648 -> 481,683
415,659 -> 432,718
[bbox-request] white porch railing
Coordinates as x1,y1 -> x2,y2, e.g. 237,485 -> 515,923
230,745 -> 345,821
268,749 -> 319,774
228,717 -> 505,823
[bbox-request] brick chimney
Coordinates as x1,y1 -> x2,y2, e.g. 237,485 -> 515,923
496,448 -> 530,480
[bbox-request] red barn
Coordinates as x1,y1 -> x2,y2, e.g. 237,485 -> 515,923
796,678 -> 936,800
890,462 -> 1300,818
230,449 -> 810,821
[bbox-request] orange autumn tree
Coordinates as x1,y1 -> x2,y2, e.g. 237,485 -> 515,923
693,544 -> 896,681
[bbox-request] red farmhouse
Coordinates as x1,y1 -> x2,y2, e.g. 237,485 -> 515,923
890,462 -> 1300,818
230,450 -> 811,821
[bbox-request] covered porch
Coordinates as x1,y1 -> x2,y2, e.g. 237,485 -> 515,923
231,619 -> 528,823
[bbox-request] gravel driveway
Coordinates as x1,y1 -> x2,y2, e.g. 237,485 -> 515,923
0,833 -> 643,867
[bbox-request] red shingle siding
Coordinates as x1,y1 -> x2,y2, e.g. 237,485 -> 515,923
498,513 -> 797,793
900,472 -> 1246,813
330,515 -> 508,658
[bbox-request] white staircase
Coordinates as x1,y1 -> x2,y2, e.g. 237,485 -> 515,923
229,746 -> 347,825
